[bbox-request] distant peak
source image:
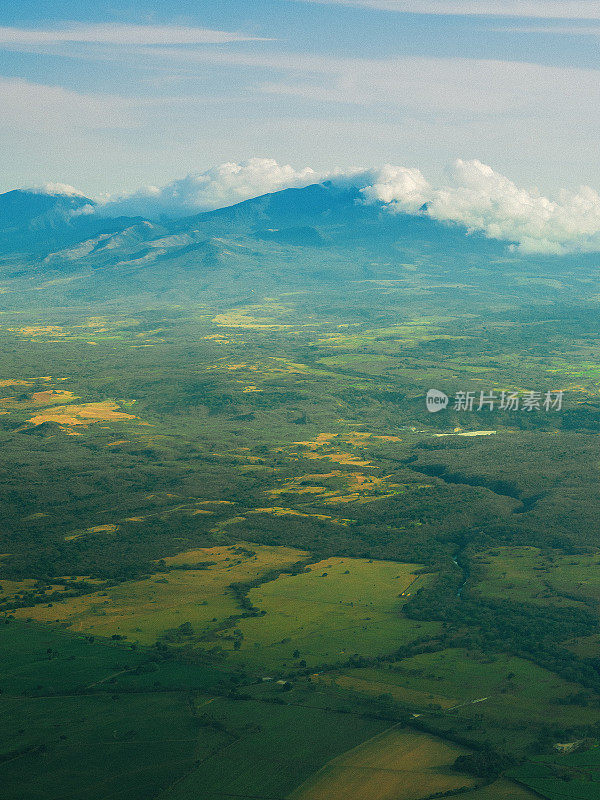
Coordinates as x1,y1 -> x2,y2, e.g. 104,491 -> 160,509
30,183 -> 90,199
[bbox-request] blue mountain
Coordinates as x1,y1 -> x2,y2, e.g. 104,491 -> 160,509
0,180 -> 572,308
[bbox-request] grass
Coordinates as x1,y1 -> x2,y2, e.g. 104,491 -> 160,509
13,544 -> 307,644
509,742 -> 600,800
472,546 -> 600,609
27,400 -> 137,428
0,619 -> 145,695
264,468 -> 409,506
0,693 -> 201,800
328,648 -> 600,751
226,557 -> 439,669
0,577 -> 39,600
288,724 -> 476,800
0,380 -> 139,432
157,696 -> 392,800
464,779 -> 542,798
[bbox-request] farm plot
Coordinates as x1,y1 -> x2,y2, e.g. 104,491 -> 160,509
472,546 -> 600,609
288,725 -> 476,800
227,557 -> 439,669
157,696 -> 392,800
13,543 -> 307,644
509,743 -> 600,800
331,648 -> 600,752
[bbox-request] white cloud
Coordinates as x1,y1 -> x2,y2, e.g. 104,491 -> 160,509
97,158 -> 325,217
91,156 -> 600,254
0,77 -> 136,131
360,159 -> 600,254
500,23 -> 600,34
258,56 -> 600,116
38,42 -> 600,126
0,23 -> 267,47
33,183 -> 87,197
297,1 -> 600,19
359,165 -> 430,210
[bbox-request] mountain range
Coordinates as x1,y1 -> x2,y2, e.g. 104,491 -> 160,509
0,181 -> 590,310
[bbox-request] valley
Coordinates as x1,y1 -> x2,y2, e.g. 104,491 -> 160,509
1,184 -> 600,799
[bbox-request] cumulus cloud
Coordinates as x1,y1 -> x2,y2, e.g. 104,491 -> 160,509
97,159 -> 325,217
360,159 -> 600,254
359,166 -> 430,211
71,156 -> 600,254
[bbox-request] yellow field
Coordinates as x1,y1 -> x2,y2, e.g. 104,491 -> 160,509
0,389 -> 78,409
213,311 -> 291,329
229,557 -> 439,668
8,325 -> 66,337
293,433 -> 373,467
28,400 -> 136,427
0,578 -> 38,600
289,431 -> 407,472
64,523 -> 119,541
0,379 -> 33,387
250,506 -> 353,524
13,543 -> 307,643
0,380 -> 140,430
265,469 -> 411,505
288,725 -> 476,800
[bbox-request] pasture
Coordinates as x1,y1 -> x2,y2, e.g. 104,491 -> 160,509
288,725 -> 476,800
13,544 -> 307,644
465,779 -> 541,799
228,557 -> 439,669
509,742 -> 600,800
329,648 -> 600,752
472,546 -> 600,609
0,692 -> 201,800
157,696 -> 392,800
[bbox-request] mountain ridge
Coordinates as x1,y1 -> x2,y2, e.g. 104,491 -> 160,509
0,180 -> 561,310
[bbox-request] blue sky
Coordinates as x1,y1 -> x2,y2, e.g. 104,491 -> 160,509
1,0 -> 600,195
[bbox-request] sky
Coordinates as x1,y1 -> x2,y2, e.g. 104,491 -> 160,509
1,0 -> 600,198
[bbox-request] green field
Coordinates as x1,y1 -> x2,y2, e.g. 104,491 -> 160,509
327,648 -> 600,753
2,238 -> 600,798
158,697 -> 392,800
510,743 -> 600,799
288,725 -> 476,800
12,543 -> 307,644
472,546 -> 600,609
228,557 -> 439,669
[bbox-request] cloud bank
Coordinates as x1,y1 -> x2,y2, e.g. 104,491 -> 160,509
80,157 -> 600,254
96,159 -> 325,218
359,160 -> 600,254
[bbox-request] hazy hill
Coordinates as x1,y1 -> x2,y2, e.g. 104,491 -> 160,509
0,189 -> 151,257
0,180 -> 587,309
